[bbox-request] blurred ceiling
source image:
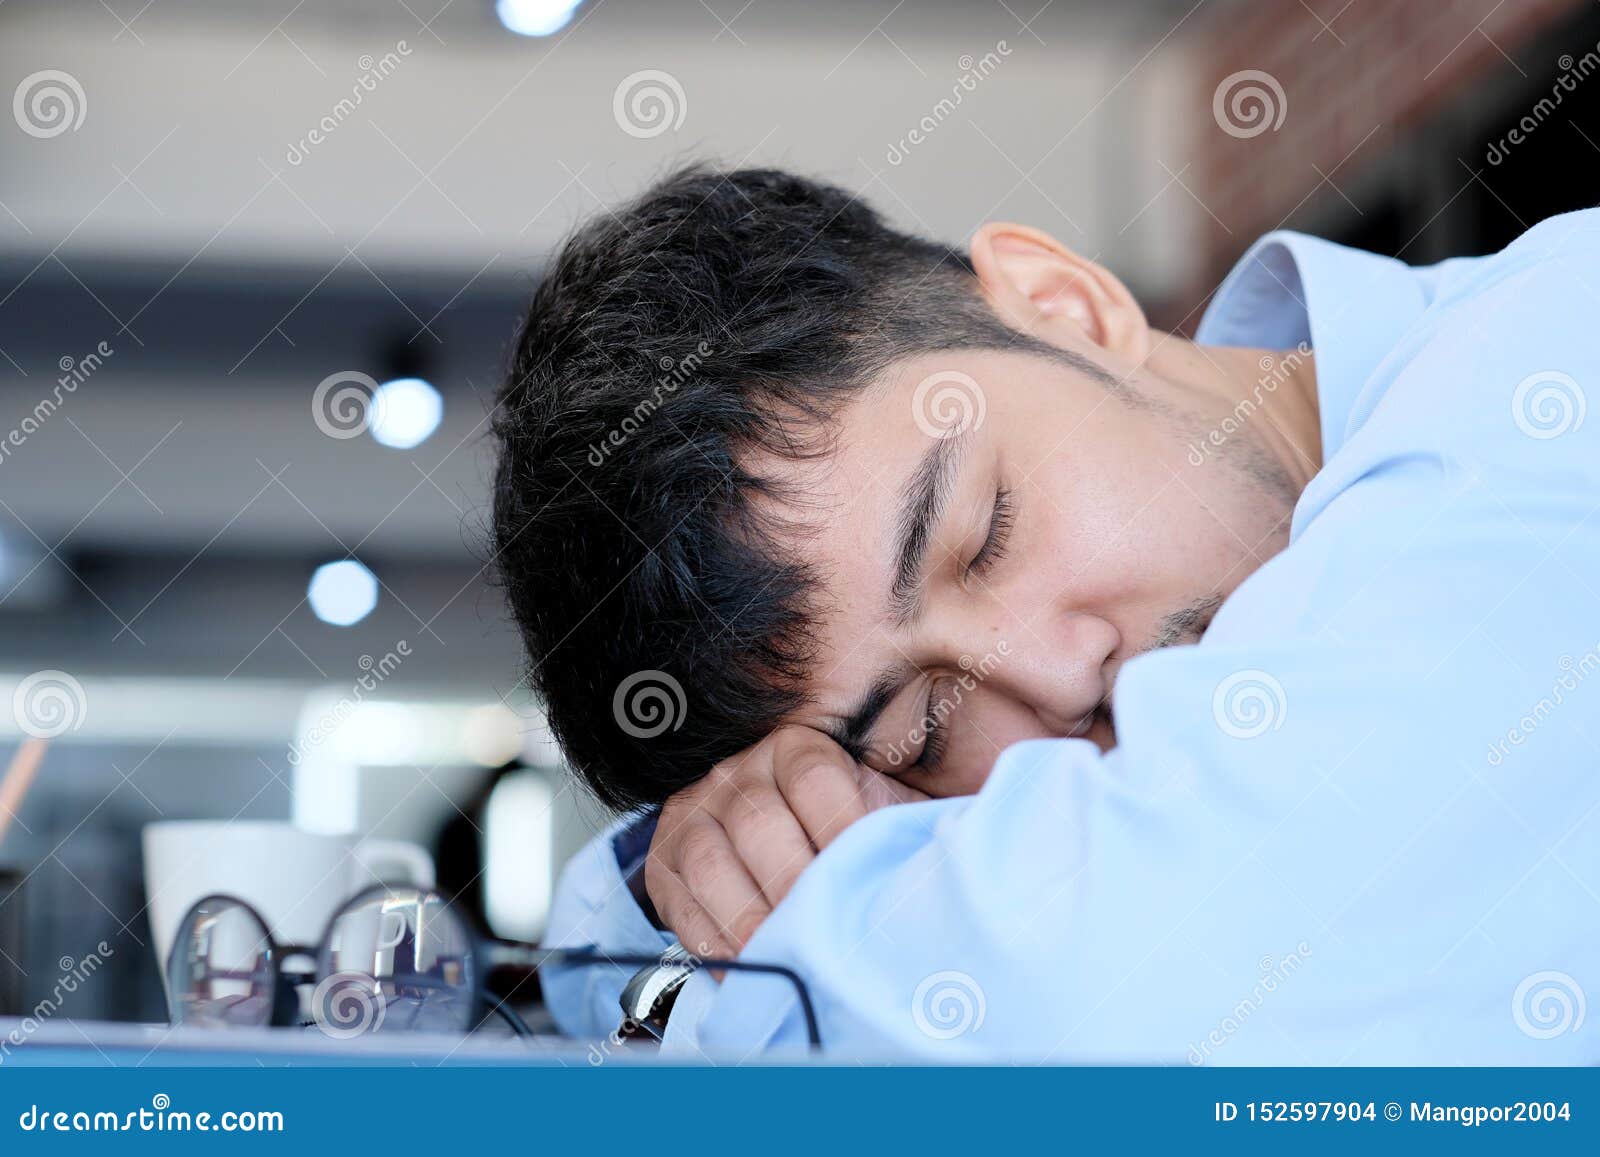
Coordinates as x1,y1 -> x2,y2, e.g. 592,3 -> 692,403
0,0 -> 1200,273
0,0 -> 1206,559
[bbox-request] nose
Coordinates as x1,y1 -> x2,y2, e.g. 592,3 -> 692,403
955,611 -> 1120,734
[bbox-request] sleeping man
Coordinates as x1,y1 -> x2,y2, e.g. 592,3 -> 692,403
492,165 -> 1600,1061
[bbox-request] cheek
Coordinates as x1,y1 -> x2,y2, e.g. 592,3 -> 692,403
1022,452 -> 1166,598
935,687 -> 1051,795
1030,433 -> 1254,603
1155,467 -> 1288,581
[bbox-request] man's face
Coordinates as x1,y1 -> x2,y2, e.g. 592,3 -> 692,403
761,346 -> 1298,797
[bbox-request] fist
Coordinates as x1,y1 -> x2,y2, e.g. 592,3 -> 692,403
645,726 -> 927,956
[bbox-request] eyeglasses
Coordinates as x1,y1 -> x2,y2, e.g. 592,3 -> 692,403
165,883 -> 821,1047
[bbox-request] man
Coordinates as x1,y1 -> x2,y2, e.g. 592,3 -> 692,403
493,165 -> 1599,1061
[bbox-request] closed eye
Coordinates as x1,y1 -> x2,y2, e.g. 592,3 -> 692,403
967,485 -> 1013,578
905,674 -> 957,774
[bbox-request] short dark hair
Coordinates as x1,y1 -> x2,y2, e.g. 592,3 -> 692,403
492,163 -> 1095,811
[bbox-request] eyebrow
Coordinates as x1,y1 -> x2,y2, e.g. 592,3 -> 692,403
824,431 -> 971,762
888,430 -> 969,628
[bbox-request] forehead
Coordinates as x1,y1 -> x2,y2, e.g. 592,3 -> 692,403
756,367 -> 920,629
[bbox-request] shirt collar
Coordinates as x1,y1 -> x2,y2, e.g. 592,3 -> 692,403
1195,231 -> 1429,458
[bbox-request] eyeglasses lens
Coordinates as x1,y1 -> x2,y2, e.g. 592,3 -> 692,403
315,887 -> 476,1035
168,897 -> 276,1028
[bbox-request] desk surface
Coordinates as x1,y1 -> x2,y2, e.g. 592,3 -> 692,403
0,1016 -> 600,1066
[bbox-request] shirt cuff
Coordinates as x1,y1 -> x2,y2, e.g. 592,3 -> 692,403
539,809 -> 675,1039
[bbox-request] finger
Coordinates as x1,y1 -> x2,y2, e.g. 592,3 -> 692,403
722,788 -> 817,908
646,867 -> 737,960
775,753 -> 877,850
859,765 -> 932,809
673,821 -> 773,951
645,820 -> 734,957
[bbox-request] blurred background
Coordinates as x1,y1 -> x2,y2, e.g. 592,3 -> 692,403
2,0 -> 1598,1024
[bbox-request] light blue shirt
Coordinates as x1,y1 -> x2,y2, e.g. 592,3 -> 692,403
543,211 -> 1600,1063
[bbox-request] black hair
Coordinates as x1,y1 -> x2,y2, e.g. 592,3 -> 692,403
492,163 -> 1105,811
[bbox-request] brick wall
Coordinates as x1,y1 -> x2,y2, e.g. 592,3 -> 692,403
1188,0 -> 1582,298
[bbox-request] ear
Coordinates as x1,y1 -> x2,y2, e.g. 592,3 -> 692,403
969,223 -> 1149,362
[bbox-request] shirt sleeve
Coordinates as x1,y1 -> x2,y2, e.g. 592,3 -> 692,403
669,632 -> 1599,1063
539,810 -> 676,1040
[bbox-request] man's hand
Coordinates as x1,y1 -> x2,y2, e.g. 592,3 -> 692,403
645,726 -> 928,957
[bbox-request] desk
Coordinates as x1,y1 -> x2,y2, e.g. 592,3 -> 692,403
0,1015 -> 593,1067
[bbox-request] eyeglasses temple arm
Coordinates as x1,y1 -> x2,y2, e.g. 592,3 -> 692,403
489,996 -> 534,1037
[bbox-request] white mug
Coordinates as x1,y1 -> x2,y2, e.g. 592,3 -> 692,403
142,820 -> 434,974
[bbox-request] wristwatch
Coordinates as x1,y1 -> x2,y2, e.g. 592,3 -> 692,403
617,943 -> 698,1041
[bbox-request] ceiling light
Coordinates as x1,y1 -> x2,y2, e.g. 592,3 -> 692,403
495,0 -> 581,37
368,377 -> 443,450
307,559 -> 379,627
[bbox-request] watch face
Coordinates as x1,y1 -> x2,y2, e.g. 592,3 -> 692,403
620,959 -> 696,1026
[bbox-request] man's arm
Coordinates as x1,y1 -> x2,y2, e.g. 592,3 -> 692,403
663,630 -> 1600,1062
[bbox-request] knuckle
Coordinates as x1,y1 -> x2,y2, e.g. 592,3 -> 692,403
657,791 -> 697,830
717,751 -> 772,792
703,761 -> 739,793
780,756 -> 849,802
678,827 -> 729,894
773,726 -> 845,763
682,858 -> 722,900
724,786 -> 783,834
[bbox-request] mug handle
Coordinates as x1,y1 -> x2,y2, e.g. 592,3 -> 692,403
354,838 -> 435,887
